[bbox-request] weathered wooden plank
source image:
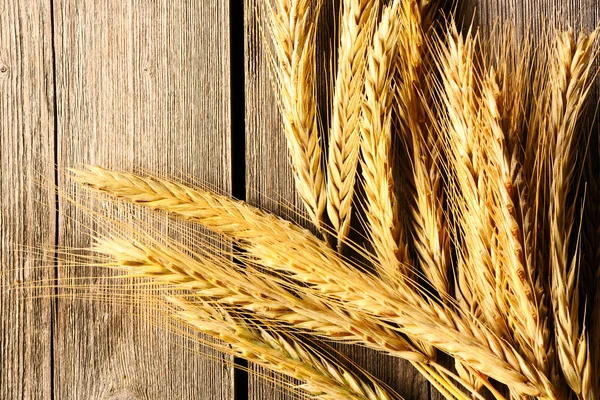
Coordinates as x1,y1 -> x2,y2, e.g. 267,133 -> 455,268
461,0 -> 599,34
0,1 -> 55,399
53,1 -> 234,398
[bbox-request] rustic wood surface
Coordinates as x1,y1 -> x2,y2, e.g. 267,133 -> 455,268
1,1 -> 599,399
1,1 -> 54,398
52,1 -> 234,399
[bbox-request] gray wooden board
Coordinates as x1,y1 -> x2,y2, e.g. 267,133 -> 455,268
0,0 -> 55,398
1,0 -> 600,399
52,1 -> 233,398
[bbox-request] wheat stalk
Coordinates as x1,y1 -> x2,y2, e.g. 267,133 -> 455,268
165,296 -> 400,400
93,235 -> 421,360
431,23 -> 577,396
326,0 -> 378,251
491,28 -> 557,383
359,0 -> 438,365
360,0 -> 411,282
480,68 -> 550,377
436,25 -> 502,332
382,0 -> 447,373
72,167 -> 557,398
264,0 -> 326,231
509,32 -> 562,390
395,0 -> 449,296
92,215 -> 482,400
547,27 -> 598,400
434,25 -> 513,392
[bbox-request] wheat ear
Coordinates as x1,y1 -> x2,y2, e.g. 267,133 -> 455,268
547,27 -> 598,399
326,0 -> 378,251
383,0 -> 444,367
511,31 -> 561,388
92,234 -> 453,400
435,27 -> 513,396
93,235 -> 424,361
264,0 -> 326,231
438,23 -> 532,347
493,28 -> 556,382
360,0 -> 411,281
73,167 -> 556,398
165,296 -> 401,400
93,221 -> 482,400
480,69 -> 550,376
395,0 -> 449,295
94,232 -> 489,400
94,216 -> 488,400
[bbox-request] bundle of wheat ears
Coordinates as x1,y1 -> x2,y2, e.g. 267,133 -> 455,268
45,0 -> 600,399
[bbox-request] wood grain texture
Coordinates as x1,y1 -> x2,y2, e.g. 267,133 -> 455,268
0,1 -> 55,399
53,1 -> 233,398
460,0 -> 599,33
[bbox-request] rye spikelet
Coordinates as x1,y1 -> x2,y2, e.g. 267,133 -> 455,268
360,0 -> 411,281
326,0 -> 378,250
547,27 -> 599,399
264,0 -> 326,231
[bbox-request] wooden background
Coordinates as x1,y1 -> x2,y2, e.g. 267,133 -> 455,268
1,1 -> 598,399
